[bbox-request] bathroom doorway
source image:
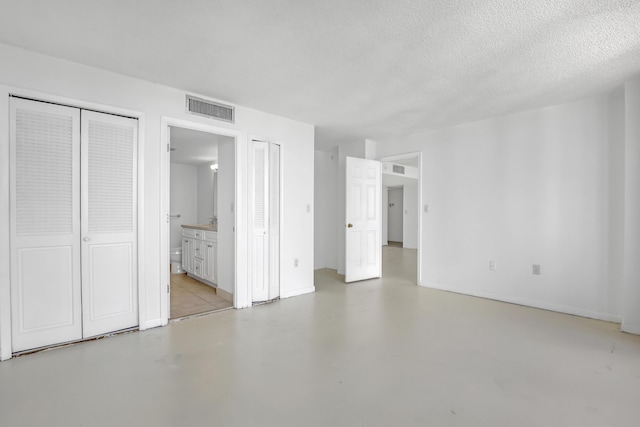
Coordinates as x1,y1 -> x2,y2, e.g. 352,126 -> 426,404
168,126 -> 236,319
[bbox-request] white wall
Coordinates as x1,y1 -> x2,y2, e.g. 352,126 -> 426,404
376,95 -> 623,323
622,77 -> 640,334
382,187 -> 389,246
196,164 -> 215,225
0,42 -> 315,358
608,87 -> 626,329
388,188 -> 403,242
169,164 -> 198,248
314,148 -> 339,270
217,140 -> 235,295
402,182 -> 418,249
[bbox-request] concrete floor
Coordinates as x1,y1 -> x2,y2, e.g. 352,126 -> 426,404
1,247 -> 639,426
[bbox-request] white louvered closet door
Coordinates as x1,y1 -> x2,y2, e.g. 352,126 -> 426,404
80,111 -> 138,338
9,98 -> 82,352
251,141 -> 269,302
250,140 -> 281,303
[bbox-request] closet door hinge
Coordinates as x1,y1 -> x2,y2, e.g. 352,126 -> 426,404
167,143 -> 170,152
167,284 -> 170,294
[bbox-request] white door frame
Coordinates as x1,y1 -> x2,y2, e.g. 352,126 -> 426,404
377,151 -> 423,285
0,86 -> 146,361
160,118 -> 246,323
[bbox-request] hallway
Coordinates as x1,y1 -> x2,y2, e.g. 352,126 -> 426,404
1,247 -> 639,426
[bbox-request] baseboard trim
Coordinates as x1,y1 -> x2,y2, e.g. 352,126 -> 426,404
621,322 -> 640,335
421,282 -> 623,324
0,346 -> 11,361
281,286 -> 315,299
217,288 -> 233,303
141,318 -> 163,330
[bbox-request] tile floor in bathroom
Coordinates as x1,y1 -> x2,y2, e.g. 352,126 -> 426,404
170,273 -> 233,319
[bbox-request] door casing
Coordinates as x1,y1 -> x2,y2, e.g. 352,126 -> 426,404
160,118 -> 244,323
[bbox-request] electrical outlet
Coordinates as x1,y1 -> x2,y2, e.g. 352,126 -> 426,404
424,204 -> 429,213
533,264 -> 541,275
294,259 -> 299,267
489,261 -> 496,271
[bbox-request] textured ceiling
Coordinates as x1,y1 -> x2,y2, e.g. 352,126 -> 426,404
1,0 -> 639,150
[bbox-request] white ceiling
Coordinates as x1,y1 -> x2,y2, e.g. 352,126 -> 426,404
170,126 -> 232,166
1,1 -> 639,150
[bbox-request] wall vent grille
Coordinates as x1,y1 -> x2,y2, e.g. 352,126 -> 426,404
186,95 -> 234,123
392,164 -> 405,174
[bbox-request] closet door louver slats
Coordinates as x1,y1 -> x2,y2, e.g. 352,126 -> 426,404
87,120 -> 135,234
15,109 -> 74,235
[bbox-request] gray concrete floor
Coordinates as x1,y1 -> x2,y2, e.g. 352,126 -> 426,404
1,246 -> 639,426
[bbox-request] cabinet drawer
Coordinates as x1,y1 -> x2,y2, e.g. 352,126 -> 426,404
193,258 -> 203,277
203,231 -> 217,242
194,240 -> 204,259
182,228 -> 196,238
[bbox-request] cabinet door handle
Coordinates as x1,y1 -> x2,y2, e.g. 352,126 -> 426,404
208,244 -> 213,248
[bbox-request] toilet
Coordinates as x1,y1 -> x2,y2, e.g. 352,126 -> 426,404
170,247 -> 183,274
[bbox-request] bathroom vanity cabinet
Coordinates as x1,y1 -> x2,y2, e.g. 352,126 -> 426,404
181,226 -> 218,286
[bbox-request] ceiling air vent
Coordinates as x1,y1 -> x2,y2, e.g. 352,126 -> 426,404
186,95 -> 234,123
392,164 -> 405,174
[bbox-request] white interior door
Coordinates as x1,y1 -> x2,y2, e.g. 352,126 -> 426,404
9,97 -> 82,352
345,156 -> 381,283
251,140 -> 269,302
250,140 -> 280,303
81,111 -> 138,338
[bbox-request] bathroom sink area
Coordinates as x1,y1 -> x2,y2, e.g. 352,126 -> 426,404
181,223 -> 218,232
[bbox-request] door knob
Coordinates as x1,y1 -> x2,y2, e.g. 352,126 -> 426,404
83,237 -> 90,242
347,223 -> 353,228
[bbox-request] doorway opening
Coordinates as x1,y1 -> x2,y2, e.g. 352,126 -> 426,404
167,126 -> 235,320
387,187 -> 404,247
379,153 -> 421,285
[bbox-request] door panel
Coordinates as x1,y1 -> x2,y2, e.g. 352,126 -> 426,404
251,141 -> 269,302
9,98 -> 82,351
81,111 -> 138,338
250,141 -> 280,303
268,143 -> 280,300
86,243 -> 134,319
17,247 -> 75,330
345,157 -> 381,282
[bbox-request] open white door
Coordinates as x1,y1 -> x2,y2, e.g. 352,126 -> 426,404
345,156 -> 381,282
81,111 -> 138,338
